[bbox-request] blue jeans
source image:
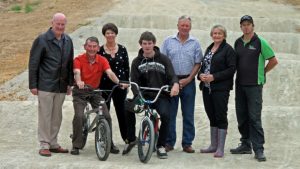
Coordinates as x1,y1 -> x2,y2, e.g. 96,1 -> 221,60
166,79 -> 196,147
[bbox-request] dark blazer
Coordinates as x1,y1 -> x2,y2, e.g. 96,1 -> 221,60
29,28 -> 74,93
198,40 -> 236,91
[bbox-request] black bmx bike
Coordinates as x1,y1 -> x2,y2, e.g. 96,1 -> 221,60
128,82 -> 170,163
74,84 -> 119,161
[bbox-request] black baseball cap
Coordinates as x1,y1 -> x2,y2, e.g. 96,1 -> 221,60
240,15 -> 253,24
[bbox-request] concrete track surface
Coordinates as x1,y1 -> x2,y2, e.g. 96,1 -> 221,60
0,0 -> 299,168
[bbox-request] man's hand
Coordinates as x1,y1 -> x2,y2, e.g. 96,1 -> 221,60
199,73 -> 214,83
170,83 -> 180,97
179,77 -> 191,89
119,83 -> 129,89
76,81 -> 85,89
30,88 -> 38,95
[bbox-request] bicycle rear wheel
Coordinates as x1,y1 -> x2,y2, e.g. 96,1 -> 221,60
95,118 -> 111,161
138,117 -> 155,163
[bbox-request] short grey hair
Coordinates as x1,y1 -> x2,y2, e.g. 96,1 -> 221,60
178,15 -> 191,22
85,36 -> 99,45
210,25 -> 227,38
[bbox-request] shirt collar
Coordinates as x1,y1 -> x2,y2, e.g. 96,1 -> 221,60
83,53 -> 100,64
171,33 -> 196,42
47,27 -> 66,41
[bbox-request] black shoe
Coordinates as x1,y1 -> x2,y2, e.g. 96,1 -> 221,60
110,144 -> 120,154
122,139 -> 137,155
230,143 -> 252,154
70,147 -> 79,155
255,151 -> 266,162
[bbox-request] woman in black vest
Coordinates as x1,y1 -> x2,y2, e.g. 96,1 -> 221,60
197,25 -> 236,158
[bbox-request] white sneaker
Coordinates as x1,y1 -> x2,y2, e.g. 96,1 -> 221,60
157,147 -> 168,159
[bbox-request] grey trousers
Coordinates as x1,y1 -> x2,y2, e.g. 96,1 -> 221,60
72,87 -> 111,148
38,91 -> 66,149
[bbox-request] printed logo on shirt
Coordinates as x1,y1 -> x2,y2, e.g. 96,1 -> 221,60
138,62 -> 165,74
248,45 -> 257,50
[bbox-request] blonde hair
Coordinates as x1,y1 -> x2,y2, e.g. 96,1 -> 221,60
210,25 -> 227,38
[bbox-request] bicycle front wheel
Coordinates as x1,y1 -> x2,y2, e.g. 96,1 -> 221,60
138,117 -> 155,163
95,118 -> 111,161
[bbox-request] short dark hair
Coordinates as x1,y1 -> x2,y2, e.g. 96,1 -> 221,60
102,23 -> 118,35
139,31 -> 156,44
85,36 -> 99,45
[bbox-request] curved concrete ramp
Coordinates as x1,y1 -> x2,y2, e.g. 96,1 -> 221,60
0,0 -> 300,168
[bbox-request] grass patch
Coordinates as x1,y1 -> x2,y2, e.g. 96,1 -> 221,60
10,5 -> 22,12
9,0 -> 40,13
24,0 -> 41,13
24,3 -> 33,13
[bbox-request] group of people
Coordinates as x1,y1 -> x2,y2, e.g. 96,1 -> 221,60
28,13 -> 278,162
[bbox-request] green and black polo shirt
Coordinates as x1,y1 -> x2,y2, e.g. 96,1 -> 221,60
235,33 -> 275,85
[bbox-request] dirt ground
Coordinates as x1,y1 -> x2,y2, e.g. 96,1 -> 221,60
0,0 -> 298,86
0,0 -> 117,85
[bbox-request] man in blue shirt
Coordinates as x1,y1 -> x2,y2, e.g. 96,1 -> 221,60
161,15 -> 203,153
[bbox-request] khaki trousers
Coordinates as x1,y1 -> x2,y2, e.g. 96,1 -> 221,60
38,91 -> 66,149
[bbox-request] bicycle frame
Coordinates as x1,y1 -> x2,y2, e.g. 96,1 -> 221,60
84,84 -> 120,132
127,81 -> 170,163
84,101 -> 106,133
79,84 -> 120,161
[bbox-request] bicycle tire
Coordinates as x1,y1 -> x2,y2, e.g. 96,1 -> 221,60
81,112 -> 89,149
95,118 -> 111,161
138,117 -> 155,163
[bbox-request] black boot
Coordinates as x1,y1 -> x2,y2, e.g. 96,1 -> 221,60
254,150 -> 266,162
230,142 -> 252,154
70,147 -> 79,155
111,141 -> 120,154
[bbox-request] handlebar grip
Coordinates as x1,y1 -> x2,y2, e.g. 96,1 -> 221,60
119,80 -> 130,84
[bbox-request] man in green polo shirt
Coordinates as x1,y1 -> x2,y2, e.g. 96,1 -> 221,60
230,15 -> 278,162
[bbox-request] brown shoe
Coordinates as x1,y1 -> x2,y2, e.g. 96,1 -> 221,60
49,146 -> 69,153
39,149 -> 51,157
165,144 -> 174,152
183,146 -> 195,153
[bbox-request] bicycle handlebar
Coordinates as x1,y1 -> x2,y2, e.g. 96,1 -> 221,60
127,81 -> 170,104
82,84 -> 120,103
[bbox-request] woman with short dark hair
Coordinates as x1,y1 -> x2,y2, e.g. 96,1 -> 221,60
97,23 -> 130,154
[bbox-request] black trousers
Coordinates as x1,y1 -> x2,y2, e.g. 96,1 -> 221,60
202,87 -> 229,129
235,85 -> 265,152
126,97 -> 171,148
102,88 -> 127,142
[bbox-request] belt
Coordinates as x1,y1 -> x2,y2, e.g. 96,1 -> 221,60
177,74 -> 190,79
